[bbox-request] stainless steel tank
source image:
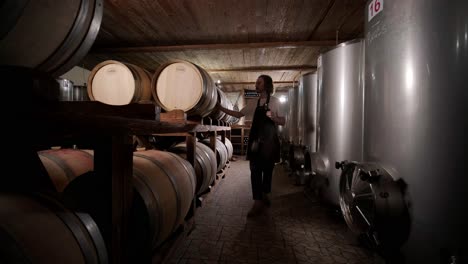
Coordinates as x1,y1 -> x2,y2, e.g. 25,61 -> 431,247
287,87 -> 298,144
282,88 -> 292,142
296,79 -> 305,146
57,78 -> 90,101
277,94 -> 289,140
312,39 -> 365,206
57,78 -> 74,101
358,0 -> 468,262
301,73 -> 318,152
73,85 -> 90,101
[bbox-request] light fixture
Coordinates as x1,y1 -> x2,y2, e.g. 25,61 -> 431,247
279,96 -> 286,103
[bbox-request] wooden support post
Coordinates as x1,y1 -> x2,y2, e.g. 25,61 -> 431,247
221,131 -> 226,144
185,132 -> 197,219
209,131 -> 217,152
226,126 -> 231,140
94,135 -> 133,264
185,133 -> 196,167
209,131 -> 218,180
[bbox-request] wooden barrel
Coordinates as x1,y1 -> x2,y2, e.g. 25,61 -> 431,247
219,90 -> 233,123
59,149 -> 196,252
38,149 -> 94,192
224,138 -> 234,160
132,150 -> 196,247
151,61 -> 217,117
210,88 -> 240,124
210,88 -> 228,121
0,0 -> 103,77
0,193 -> 107,264
201,138 -> 228,173
227,105 -> 241,124
87,60 -> 152,105
169,142 -> 217,195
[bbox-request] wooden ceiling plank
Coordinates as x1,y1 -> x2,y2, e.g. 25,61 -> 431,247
206,65 -> 316,73
311,0 -> 366,40
307,0 -> 337,40
90,40 -> 338,54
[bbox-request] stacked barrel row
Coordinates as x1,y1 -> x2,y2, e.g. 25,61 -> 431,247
0,136 -> 234,263
86,60 -> 239,124
0,1 -> 238,262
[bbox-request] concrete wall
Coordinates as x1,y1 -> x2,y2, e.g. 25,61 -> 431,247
60,66 -> 90,86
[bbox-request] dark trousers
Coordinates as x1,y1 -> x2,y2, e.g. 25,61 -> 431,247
249,159 -> 274,200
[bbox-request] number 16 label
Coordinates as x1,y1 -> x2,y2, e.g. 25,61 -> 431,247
368,0 -> 384,22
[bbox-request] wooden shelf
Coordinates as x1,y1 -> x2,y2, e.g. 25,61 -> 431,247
20,100 -> 231,264
230,125 -> 251,155
33,102 -> 230,138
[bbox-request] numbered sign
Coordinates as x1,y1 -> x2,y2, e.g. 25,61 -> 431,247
244,89 -> 259,98
368,0 -> 383,22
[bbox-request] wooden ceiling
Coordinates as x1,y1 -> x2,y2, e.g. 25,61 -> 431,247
83,0 -> 367,92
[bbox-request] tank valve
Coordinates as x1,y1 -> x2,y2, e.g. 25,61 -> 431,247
359,169 -> 381,182
335,160 -> 349,169
339,163 -> 410,254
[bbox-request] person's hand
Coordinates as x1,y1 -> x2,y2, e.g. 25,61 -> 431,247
266,110 -> 272,118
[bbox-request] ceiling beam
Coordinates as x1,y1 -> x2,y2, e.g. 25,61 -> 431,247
90,40 -> 337,54
207,65 -> 317,73
220,86 -> 293,93
220,81 -> 295,85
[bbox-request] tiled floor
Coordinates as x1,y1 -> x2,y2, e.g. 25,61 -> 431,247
169,159 -> 383,264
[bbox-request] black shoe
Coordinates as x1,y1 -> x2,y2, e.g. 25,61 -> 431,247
262,193 -> 271,207
247,201 -> 263,217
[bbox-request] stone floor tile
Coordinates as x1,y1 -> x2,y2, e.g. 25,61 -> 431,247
177,259 -> 219,264
251,230 -> 284,247
218,226 -> 251,243
257,245 -> 296,264
217,206 -> 245,217
169,239 -> 192,262
182,239 -> 223,261
177,160 -> 383,264
218,214 -> 248,227
188,225 -> 222,241
219,241 -> 257,263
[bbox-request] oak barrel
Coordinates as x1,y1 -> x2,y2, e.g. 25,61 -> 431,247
55,149 -> 196,253
132,150 -> 196,247
0,193 -> 107,264
0,0 -> 103,77
210,88 -> 228,121
38,149 -> 94,192
151,61 -> 217,117
87,60 -> 152,105
224,138 -> 234,160
201,138 -> 228,173
169,142 -> 217,195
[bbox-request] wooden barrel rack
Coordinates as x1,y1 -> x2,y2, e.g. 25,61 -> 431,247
6,96 -> 231,264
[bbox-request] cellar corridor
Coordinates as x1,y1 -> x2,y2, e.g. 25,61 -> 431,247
169,158 -> 382,264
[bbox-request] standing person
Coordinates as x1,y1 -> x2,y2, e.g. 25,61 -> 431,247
217,75 -> 285,217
